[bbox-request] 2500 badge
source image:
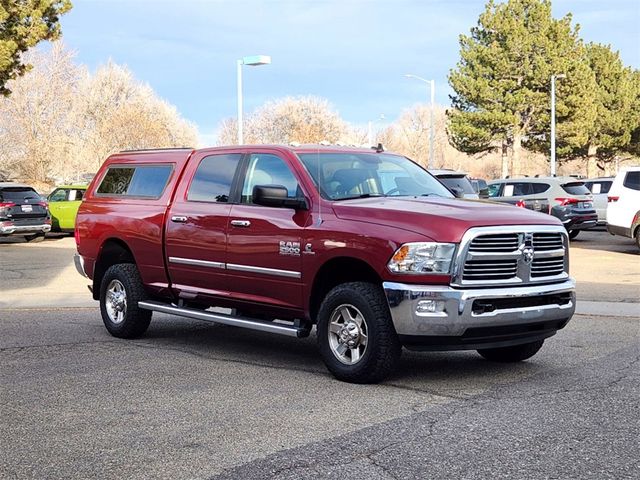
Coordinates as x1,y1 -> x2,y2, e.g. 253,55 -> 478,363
279,241 -> 300,256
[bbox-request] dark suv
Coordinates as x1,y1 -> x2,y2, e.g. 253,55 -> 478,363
488,177 -> 597,239
0,183 -> 51,242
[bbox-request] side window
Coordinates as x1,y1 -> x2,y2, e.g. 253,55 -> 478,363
49,189 -> 68,202
97,165 -> 173,198
487,183 -> 502,197
600,181 -> 612,194
241,154 -> 300,204
531,183 -> 550,194
503,184 -> 516,197
623,171 -> 640,191
75,189 -> 85,201
97,168 -> 135,195
511,182 -> 533,196
188,153 -> 242,203
127,166 -> 173,197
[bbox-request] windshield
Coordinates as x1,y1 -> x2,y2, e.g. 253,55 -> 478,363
298,152 -> 453,200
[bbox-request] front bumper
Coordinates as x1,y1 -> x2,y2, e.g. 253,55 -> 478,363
383,279 -> 575,350
0,223 -> 51,235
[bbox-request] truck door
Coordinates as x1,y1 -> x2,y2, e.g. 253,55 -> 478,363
226,151 -> 308,312
165,152 -> 243,301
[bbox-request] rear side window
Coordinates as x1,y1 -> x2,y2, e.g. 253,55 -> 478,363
561,182 -> 590,195
0,187 -> 40,202
97,165 -> 173,198
188,153 -> 242,203
585,181 -> 612,194
531,183 -> 550,194
623,171 -> 640,191
503,182 -> 532,196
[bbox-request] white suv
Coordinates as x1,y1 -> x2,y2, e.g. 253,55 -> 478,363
606,166 -> 640,250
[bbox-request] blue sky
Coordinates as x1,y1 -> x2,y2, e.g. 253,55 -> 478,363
59,0 -> 639,144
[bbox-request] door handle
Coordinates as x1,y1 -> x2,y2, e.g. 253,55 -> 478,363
230,219 -> 251,228
171,215 -> 188,223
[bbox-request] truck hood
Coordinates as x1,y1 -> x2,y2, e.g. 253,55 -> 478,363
332,196 -> 560,243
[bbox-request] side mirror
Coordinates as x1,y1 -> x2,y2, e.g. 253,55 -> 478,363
450,186 -> 465,199
253,185 -> 308,210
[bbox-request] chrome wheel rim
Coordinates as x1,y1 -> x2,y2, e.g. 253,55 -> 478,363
328,304 -> 368,365
105,279 -> 127,324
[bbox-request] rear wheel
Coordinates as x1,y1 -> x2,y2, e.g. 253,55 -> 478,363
100,263 -> 152,338
477,340 -> 544,362
635,228 -> 640,251
317,282 -> 401,384
568,229 -> 580,240
24,233 -> 45,243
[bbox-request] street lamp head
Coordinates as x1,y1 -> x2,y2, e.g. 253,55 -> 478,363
553,73 -> 567,80
241,55 -> 272,66
405,73 -> 432,85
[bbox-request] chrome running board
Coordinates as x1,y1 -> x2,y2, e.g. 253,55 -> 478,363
138,300 -> 307,338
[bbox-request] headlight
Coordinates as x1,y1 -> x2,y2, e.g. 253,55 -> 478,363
387,242 -> 456,274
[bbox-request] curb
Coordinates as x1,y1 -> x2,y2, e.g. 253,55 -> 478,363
575,301 -> 639,318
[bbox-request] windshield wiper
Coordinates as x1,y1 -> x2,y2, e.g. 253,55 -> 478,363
334,193 -> 385,201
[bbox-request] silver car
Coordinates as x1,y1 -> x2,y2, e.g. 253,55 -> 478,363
487,177 -> 598,239
584,177 -> 614,225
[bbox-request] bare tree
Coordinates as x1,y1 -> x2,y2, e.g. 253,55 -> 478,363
0,43 -> 80,182
216,96 -> 348,145
0,43 -> 198,184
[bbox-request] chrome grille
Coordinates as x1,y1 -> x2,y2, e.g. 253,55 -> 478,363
531,257 -> 565,277
454,226 -> 569,286
463,259 -> 518,280
468,234 -> 519,252
532,233 -> 563,251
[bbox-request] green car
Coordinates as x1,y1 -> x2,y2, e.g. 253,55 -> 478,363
47,185 -> 87,232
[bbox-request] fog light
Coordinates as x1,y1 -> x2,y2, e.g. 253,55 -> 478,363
416,300 -> 445,314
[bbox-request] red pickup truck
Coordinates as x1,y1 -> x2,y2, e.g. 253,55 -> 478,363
74,145 -> 576,383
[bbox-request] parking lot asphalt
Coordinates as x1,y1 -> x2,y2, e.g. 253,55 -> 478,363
1,230 -> 639,479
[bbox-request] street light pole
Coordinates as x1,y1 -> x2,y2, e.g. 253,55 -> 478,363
550,74 -> 566,176
405,74 -> 435,168
236,55 -> 271,145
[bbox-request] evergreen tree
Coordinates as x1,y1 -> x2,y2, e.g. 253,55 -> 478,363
448,0 -> 594,176
0,0 -> 72,95
579,43 -> 636,176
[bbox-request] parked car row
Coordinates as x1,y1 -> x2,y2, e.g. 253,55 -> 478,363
487,176 -> 597,239
2,164 -> 638,251
0,182 -> 87,242
428,167 -> 638,249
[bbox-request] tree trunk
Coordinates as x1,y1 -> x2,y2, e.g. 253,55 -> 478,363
501,140 -> 509,178
511,133 -> 522,177
586,144 -> 598,178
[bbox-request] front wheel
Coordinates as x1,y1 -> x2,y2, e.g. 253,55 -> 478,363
317,282 -> 401,384
100,263 -> 152,338
568,230 -> 580,240
477,339 -> 544,362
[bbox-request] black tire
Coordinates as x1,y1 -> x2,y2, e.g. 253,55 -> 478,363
99,263 -> 152,338
316,282 -> 401,384
477,339 -> 544,362
635,229 -> 640,251
25,233 -> 45,243
568,230 -> 580,240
